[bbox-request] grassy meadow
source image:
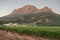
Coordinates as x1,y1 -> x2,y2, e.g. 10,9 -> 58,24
0,25 -> 60,40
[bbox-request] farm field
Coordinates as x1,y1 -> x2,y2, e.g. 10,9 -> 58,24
0,25 -> 60,40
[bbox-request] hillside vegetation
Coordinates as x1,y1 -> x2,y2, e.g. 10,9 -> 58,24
0,5 -> 60,26
0,11 -> 60,26
0,25 -> 60,40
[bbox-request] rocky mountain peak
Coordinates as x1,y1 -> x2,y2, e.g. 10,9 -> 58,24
42,6 -> 51,12
11,5 -> 52,15
22,5 -> 38,9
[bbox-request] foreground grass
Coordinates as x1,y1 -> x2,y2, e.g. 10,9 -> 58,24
0,25 -> 60,40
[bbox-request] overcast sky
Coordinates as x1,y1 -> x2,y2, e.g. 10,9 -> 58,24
0,0 -> 60,17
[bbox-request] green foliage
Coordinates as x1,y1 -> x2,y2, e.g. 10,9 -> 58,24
0,11 -> 60,25
0,25 -> 60,40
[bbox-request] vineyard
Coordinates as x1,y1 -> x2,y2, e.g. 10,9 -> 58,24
0,25 -> 60,40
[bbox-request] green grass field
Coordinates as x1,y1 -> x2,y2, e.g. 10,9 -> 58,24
0,25 -> 60,40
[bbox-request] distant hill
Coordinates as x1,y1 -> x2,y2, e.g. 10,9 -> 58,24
0,5 -> 60,25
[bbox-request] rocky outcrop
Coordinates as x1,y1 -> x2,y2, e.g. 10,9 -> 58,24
11,5 -> 51,15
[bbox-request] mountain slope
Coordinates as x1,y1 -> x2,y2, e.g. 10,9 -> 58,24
0,5 -> 60,25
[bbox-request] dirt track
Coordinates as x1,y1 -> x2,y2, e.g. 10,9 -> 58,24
0,30 -> 57,40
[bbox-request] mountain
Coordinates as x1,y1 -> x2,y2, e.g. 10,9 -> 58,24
10,5 -> 51,15
0,5 -> 60,25
11,5 -> 39,15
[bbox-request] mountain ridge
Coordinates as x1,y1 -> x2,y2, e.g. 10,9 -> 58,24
10,5 -> 52,15
0,5 -> 60,26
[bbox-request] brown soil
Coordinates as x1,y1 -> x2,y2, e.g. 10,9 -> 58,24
0,30 -> 58,40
